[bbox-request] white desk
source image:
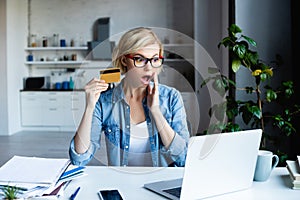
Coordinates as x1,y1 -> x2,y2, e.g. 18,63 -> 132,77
62,167 -> 299,200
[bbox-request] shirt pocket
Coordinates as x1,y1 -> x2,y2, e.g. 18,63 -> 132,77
103,124 -> 120,146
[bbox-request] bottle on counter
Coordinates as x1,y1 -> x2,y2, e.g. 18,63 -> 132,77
30,34 -> 37,47
53,34 -> 59,47
42,36 -> 48,47
69,77 -> 74,90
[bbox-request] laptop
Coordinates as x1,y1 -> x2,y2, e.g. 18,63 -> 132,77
144,129 -> 262,200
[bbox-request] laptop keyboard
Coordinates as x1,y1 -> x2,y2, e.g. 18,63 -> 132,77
163,187 -> 182,198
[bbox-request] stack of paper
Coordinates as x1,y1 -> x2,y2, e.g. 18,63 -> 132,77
286,156 -> 300,190
0,155 -> 70,199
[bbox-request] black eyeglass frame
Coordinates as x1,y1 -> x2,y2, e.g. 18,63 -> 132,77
125,54 -> 164,68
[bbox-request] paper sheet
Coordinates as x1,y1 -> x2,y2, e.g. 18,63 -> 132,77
0,156 -> 70,184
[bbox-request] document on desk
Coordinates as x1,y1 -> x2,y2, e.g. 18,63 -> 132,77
0,155 -> 70,184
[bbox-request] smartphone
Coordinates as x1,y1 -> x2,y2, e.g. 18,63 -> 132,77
98,189 -> 123,200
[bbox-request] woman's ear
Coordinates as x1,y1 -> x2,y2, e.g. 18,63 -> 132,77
120,56 -> 127,66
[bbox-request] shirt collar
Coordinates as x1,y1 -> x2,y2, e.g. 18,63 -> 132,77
112,79 -> 125,103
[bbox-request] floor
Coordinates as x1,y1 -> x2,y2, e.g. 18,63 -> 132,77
0,131 -> 106,167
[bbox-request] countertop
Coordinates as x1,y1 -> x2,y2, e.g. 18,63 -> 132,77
20,89 -> 85,92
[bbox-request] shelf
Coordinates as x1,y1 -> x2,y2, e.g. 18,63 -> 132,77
165,58 -> 194,62
25,47 -> 88,51
163,43 -> 194,47
25,61 -> 90,65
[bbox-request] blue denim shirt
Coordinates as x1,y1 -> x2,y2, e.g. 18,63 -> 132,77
69,80 -> 190,167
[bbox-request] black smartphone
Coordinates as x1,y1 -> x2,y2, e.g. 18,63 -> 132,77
98,189 -> 124,200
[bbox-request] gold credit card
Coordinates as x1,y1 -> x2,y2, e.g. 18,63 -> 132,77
100,68 -> 121,83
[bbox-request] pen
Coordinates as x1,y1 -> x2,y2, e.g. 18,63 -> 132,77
70,186 -> 80,200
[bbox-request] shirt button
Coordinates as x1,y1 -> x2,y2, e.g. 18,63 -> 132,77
108,129 -> 111,132
125,145 -> 129,149
126,125 -> 130,129
126,106 -> 129,109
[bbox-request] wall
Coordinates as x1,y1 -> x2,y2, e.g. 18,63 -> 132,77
194,0 -> 229,133
0,0 -> 27,135
236,0 -> 292,90
0,0 -> 8,134
27,0 -> 175,89
235,0 -> 292,124
235,0 -> 294,157
1,0 -> 195,135
29,0 -> 172,44
7,0 -> 28,135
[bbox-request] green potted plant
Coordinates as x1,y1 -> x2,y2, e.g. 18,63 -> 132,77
1,185 -> 20,200
201,24 -> 300,165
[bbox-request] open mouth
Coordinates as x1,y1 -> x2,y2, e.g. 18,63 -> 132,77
141,74 -> 154,85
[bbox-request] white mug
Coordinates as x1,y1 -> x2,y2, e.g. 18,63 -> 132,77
254,150 -> 279,182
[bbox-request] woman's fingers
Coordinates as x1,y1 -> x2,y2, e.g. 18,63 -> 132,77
153,72 -> 158,92
85,79 -> 109,92
84,78 -> 109,108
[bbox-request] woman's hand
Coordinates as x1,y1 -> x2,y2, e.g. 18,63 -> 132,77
84,78 -> 109,110
147,73 -> 160,112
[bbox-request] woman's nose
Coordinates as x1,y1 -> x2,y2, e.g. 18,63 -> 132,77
143,61 -> 153,71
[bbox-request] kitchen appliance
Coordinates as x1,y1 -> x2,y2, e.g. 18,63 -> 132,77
24,76 -> 50,90
87,17 -> 113,60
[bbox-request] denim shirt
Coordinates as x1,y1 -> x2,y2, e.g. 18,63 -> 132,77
69,80 -> 190,167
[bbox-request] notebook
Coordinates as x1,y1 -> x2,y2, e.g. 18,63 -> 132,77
144,129 -> 262,200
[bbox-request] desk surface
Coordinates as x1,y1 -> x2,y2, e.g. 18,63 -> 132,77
62,167 -> 299,200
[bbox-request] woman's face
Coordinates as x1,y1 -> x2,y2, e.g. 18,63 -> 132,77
124,44 -> 162,88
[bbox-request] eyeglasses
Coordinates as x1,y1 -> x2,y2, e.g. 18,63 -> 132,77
125,55 -> 164,68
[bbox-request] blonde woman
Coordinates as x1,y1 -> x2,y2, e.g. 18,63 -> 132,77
69,27 -> 190,167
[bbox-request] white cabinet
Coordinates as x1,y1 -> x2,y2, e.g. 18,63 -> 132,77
63,92 -> 85,127
20,91 -> 85,129
41,92 -> 64,126
20,92 -> 43,126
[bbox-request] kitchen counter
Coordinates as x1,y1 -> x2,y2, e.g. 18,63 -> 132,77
20,90 -> 85,128
20,89 -> 85,92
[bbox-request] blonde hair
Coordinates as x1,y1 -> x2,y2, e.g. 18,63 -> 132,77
112,27 -> 164,74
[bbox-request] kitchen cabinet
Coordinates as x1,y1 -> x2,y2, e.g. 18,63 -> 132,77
63,91 -> 86,127
20,92 -> 43,126
20,91 -> 85,129
42,92 -> 64,126
24,47 -> 90,68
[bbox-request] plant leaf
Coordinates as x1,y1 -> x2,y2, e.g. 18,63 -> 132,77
232,59 -> 241,73
212,78 -> 226,97
228,24 -> 242,37
266,90 -> 277,102
207,67 -> 220,74
241,35 -> 257,47
233,43 -> 246,59
218,37 -> 232,48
